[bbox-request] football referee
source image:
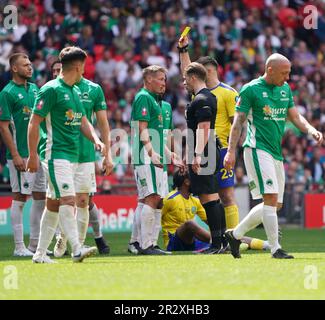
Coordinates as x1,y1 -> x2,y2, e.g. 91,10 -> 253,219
183,62 -> 224,253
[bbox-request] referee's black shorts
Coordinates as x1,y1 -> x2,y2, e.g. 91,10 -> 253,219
188,147 -> 220,196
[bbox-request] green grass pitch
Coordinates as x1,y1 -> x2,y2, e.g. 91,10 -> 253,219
1,229 -> 325,300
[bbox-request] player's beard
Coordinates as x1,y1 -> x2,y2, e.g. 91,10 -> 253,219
17,72 -> 32,80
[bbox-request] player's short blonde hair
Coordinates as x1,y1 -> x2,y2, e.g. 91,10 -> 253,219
142,65 -> 167,80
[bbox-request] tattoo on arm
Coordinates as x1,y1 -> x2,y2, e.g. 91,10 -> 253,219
228,111 -> 247,152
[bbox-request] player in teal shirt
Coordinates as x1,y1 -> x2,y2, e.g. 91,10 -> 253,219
54,76 -> 113,257
0,53 -> 46,257
224,53 -> 323,259
27,46 -> 105,263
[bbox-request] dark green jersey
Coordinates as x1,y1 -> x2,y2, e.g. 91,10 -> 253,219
0,80 -> 38,159
76,77 -> 107,163
131,88 -> 164,166
161,100 -> 174,171
33,78 -> 85,162
236,77 -> 294,161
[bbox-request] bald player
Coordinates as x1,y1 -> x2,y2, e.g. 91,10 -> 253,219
224,53 -> 323,259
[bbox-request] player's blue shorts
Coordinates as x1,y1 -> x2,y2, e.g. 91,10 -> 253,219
216,147 -> 235,188
167,232 -> 209,251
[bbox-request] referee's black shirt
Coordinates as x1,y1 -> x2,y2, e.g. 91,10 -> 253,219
186,88 -> 219,160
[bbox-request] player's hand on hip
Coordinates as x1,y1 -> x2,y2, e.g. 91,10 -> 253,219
312,130 -> 324,145
26,155 -> 39,173
151,151 -> 163,168
224,150 -> 235,171
95,141 -> 106,156
192,155 -> 201,174
13,154 -> 26,172
102,155 -> 114,176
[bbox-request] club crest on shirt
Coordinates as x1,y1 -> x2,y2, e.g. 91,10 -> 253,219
22,106 -> 31,115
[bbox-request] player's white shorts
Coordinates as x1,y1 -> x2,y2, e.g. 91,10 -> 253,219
42,159 -> 78,199
244,148 -> 285,203
7,159 -> 46,195
134,165 -> 165,199
74,162 -> 97,193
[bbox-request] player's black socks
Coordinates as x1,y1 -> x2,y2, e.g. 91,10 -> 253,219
203,200 -> 223,249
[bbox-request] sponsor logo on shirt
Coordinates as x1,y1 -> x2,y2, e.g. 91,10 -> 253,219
22,106 -> 31,115
18,93 -> 24,99
65,109 -> 83,126
263,105 -> 287,121
263,105 -> 272,116
158,114 -> 163,123
65,109 -> 75,121
64,94 -> 70,101
262,92 -> 268,98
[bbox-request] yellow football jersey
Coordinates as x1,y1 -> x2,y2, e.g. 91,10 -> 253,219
161,189 -> 207,247
209,82 -> 238,148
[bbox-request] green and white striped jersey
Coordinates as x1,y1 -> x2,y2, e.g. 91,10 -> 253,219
236,77 -> 294,161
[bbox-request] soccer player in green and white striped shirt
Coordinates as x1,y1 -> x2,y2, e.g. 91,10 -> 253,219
0,53 -> 46,257
224,53 -> 323,259
27,47 -> 105,263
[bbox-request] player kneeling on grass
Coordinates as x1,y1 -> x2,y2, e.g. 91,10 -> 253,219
161,170 -> 270,252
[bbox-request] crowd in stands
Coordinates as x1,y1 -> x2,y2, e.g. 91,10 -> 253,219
0,0 -> 324,194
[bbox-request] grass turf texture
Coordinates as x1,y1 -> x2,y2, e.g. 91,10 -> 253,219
1,229 -> 325,300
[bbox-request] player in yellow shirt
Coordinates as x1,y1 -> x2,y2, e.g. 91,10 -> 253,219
178,35 -> 242,251
162,171 -> 271,252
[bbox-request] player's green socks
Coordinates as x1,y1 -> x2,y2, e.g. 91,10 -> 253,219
225,205 -> 239,229
37,209 -> 59,255
77,207 -> 89,245
28,199 -> 45,251
59,205 -> 81,256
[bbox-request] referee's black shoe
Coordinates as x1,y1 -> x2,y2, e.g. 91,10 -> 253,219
225,229 -> 241,258
272,248 -> 294,259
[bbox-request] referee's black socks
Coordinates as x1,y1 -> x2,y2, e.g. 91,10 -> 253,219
203,200 -> 224,249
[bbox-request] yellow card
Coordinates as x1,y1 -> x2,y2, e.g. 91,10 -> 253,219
180,26 -> 191,38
